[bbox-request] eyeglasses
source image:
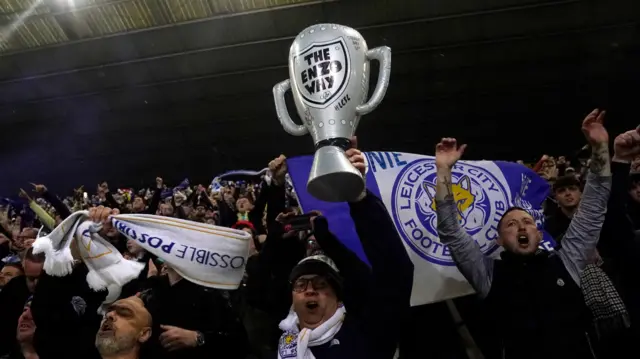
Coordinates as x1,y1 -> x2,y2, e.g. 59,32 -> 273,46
292,276 -> 329,293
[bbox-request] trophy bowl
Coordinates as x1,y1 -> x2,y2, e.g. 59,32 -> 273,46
273,24 -> 391,202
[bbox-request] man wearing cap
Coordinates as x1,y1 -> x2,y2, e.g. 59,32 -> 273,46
276,137 -> 414,359
95,296 -> 152,359
545,175 -> 583,242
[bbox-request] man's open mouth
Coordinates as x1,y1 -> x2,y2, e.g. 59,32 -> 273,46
99,322 -> 114,333
517,235 -> 529,245
305,301 -> 319,310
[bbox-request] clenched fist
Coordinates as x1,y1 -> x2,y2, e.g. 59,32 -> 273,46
88,206 -> 120,237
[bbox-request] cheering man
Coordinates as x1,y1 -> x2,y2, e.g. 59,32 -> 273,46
434,110 -> 612,359
95,296 -> 152,359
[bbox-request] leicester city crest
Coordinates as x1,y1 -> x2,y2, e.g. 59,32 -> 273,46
391,158 -> 511,265
278,332 -> 298,358
293,37 -> 350,107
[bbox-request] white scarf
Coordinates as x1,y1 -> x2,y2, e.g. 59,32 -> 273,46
33,212 -> 251,304
278,305 -> 346,359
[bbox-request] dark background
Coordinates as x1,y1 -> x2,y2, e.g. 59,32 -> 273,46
1,0 -> 639,196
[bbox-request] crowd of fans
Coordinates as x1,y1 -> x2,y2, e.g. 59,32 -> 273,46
1,109 -> 640,359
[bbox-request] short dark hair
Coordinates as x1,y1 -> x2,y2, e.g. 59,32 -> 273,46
553,175 -> 581,192
24,247 -> 45,263
3,262 -> 24,273
496,206 -> 530,233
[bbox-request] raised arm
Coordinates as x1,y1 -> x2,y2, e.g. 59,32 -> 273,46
434,138 -> 494,298
558,109 -> 612,285
598,129 -> 640,260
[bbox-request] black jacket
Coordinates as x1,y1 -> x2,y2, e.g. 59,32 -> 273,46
483,251 -> 594,359
266,192 -> 414,359
142,275 -> 249,359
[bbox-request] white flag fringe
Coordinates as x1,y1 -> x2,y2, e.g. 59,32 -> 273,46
33,212 -> 252,304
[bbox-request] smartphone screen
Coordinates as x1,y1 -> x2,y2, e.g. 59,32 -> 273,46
284,214 -> 314,231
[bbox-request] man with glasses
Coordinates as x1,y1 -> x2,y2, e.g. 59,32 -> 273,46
276,139 -> 414,359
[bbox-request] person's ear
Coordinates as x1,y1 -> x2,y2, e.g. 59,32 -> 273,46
496,235 -> 504,246
138,327 -> 152,344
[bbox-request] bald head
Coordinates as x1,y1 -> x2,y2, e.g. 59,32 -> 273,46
113,296 -> 152,327
96,296 -> 152,357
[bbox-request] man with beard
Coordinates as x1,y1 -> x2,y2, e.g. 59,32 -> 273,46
434,109 -> 612,359
95,296 -> 152,359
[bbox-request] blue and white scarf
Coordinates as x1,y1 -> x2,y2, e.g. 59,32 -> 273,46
278,305 -> 346,359
32,212 -> 252,307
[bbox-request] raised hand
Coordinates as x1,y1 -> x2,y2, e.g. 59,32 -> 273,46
346,136 -> 366,177
269,154 -> 288,185
613,127 -> 640,162
30,183 -> 47,194
435,137 -> 467,169
581,108 -> 609,146
582,109 -> 611,176
88,206 -> 120,237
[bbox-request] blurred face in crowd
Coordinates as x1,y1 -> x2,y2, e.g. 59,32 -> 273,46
629,181 -> 640,204
23,259 -> 43,293
15,228 -> 38,251
132,197 -> 145,212
497,209 -> 542,255
126,240 -> 144,256
632,157 -> 640,173
236,197 -> 253,213
0,264 -> 23,288
16,300 -> 36,344
158,203 -> 174,217
555,185 -> 581,209
292,275 -> 339,330
96,297 -> 151,357
195,205 -> 206,218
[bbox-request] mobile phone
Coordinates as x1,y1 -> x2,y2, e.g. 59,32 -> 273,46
283,214 -> 314,231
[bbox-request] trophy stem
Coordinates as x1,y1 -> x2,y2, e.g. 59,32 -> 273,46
307,146 -> 365,203
314,138 -> 352,151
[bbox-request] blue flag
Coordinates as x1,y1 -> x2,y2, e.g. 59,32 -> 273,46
287,151 -> 553,305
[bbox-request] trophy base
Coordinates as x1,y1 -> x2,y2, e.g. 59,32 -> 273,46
307,146 -> 365,203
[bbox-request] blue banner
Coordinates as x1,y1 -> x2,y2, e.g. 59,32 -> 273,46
287,151 -> 553,305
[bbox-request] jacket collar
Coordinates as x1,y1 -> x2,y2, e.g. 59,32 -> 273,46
500,248 -> 550,265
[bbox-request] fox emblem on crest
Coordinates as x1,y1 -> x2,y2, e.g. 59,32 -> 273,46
420,175 -> 486,232
392,158 -> 510,265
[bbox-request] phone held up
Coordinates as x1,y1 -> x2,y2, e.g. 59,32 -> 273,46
283,213 -> 314,232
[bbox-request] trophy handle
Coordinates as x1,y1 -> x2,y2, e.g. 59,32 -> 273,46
273,79 -> 309,136
356,46 -> 392,115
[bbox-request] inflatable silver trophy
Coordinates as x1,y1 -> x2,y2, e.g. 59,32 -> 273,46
273,24 -> 391,202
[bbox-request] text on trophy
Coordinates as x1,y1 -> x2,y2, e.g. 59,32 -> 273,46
300,47 -> 344,95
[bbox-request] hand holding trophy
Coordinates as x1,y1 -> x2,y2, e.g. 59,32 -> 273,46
273,24 -> 391,202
